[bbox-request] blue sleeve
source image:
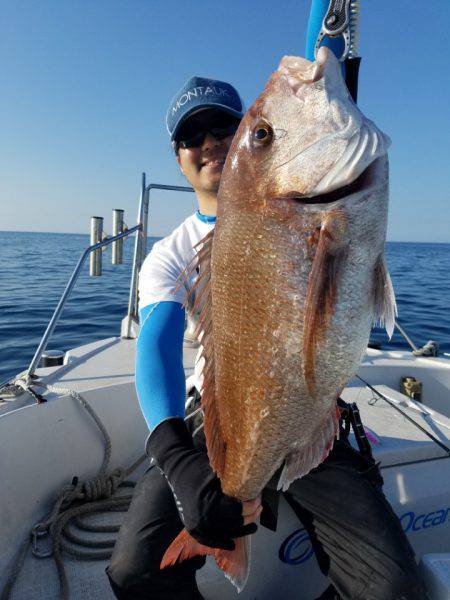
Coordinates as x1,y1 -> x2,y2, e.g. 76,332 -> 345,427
305,0 -> 345,61
136,301 -> 186,432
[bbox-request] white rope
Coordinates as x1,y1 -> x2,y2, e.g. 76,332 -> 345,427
13,377 -> 45,403
43,381 -> 113,475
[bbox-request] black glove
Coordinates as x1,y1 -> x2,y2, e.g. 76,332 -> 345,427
146,418 -> 257,550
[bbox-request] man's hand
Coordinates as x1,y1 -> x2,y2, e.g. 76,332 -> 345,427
242,497 -> 263,525
146,418 -> 261,550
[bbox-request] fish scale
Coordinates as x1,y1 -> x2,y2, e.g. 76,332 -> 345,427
212,210 -> 324,499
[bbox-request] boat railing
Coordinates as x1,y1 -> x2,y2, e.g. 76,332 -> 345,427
121,177 -> 194,339
0,174 -> 194,390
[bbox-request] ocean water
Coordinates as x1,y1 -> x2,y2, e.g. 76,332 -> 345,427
0,231 -> 449,383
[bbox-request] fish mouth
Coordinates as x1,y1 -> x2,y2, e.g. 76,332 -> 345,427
272,163 -> 372,205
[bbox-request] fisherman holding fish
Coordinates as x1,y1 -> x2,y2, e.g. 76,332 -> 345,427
106,51 -> 425,599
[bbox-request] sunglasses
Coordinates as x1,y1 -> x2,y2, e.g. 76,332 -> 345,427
175,118 -> 240,150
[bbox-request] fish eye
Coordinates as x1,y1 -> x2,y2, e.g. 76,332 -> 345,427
252,121 -> 274,145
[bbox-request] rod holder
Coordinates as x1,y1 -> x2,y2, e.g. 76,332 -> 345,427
90,216 -> 103,276
112,209 -> 125,265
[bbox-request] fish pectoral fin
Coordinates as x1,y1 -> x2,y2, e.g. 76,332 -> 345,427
303,223 -> 348,394
277,407 -> 339,491
372,254 -> 397,339
160,528 -> 251,593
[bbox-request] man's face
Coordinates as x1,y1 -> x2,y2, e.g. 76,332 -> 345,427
175,109 -> 240,194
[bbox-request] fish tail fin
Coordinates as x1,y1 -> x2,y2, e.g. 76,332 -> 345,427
160,528 -> 214,568
160,529 -> 251,593
278,405 -> 339,491
216,535 -> 251,593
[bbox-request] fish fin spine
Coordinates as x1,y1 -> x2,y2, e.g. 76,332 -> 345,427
174,229 -> 215,300
179,227 -> 227,479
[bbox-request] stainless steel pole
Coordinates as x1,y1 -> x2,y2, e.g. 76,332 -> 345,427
139,183 -> 193,292
140,188 -> 149,271
124,174 -> 146,339
90,217 -> 103,276
112,209 -> 124,265
132,186 -> 149,318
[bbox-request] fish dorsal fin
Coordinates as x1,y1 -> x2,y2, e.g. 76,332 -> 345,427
178,229 -> 226,478
303,222 -> 348,395
372,254 -> 397,339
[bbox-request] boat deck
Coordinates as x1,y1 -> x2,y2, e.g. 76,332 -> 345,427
2,338 -> 450,599
6,380 -> 450,600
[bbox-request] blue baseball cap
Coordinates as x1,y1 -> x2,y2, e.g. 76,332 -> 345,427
166,76 -> 245,141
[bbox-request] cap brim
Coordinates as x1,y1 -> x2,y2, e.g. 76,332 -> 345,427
171,104 -> 243,141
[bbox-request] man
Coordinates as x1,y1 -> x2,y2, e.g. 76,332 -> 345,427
106,76 -> 424,600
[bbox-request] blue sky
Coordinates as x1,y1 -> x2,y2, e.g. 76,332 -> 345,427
1,0 -> 449,242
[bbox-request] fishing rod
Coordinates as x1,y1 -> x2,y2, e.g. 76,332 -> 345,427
305,3 -> 450,461
305,0 -> 361,103
356,374 -> 450,456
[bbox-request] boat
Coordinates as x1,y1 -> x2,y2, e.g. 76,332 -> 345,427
1,176 -> 450,599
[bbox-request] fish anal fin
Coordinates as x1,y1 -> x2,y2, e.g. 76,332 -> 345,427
372,254 -> 397,339
161,529 -> 251,593
204,399 -> 227,478
202,346 -> 226,479
277,406 -> 339,491
303,223 -> 348,394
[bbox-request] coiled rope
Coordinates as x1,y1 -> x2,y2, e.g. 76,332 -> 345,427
1,378 -> 146,600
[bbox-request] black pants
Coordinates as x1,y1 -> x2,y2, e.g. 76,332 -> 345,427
106,424 -> 424,600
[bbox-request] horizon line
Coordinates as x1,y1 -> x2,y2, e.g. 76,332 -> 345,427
0,229 -> 448,245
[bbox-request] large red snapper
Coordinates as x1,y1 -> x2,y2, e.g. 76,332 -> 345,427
162,46 -> 396,590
